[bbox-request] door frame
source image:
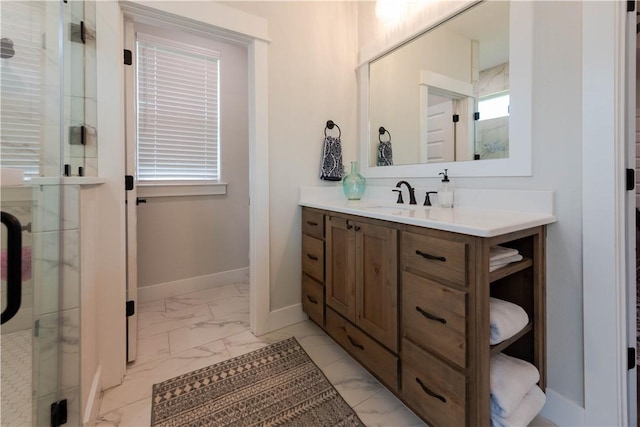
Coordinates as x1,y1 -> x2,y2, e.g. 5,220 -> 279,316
118,2 -> 272,338
626,1 -> 638,424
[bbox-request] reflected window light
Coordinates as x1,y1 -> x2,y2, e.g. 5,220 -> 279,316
478,93 -> 510,121
375,0 -> 408,26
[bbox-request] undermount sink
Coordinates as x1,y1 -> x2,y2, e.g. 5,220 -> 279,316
365,204 -> 415,211
362,203 -> 429,215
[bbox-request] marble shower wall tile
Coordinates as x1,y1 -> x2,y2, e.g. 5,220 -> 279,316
32,229 -> 80,315
478,62 -> 509,97
32,185 -> 79,233
33,308 -> 79,398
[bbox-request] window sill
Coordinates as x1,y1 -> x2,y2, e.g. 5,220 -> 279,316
137,182 -> 228,198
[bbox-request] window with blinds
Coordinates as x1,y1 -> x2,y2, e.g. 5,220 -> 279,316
0,1 -> 43,178
136,33 -> 220,183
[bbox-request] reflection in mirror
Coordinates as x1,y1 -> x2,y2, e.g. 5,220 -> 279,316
368,1 -> 509,167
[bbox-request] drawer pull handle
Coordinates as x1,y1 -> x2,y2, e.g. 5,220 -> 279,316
306,253 -> 319,261
415,250 -> 446,262
306,221 -> 319,226
416,378 -> 447,403
347,335 -> 365,350
416,306 -> 447,324
306,295 -> 318,305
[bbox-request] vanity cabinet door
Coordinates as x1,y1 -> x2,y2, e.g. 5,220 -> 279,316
355,221 -> 398,352
325,216 -> 356,322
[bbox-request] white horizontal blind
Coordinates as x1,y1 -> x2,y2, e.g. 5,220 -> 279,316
1,1 -> 43,178
136,33 -> 220,182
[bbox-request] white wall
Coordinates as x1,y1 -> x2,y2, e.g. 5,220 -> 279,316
220,1 -> 359,311
134,28 -> 249,289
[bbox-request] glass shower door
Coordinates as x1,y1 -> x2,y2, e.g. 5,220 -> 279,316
1,1 -> 83,425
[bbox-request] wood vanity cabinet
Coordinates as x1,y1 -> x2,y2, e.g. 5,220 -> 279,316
301,209 -> 325,326
300,207 -> 546,427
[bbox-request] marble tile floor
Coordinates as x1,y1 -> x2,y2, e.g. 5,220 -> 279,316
95,282 -> 554,427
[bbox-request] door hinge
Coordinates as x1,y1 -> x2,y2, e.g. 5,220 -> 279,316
51,399 -> 67,427
626,168 -> 635,191
628,0 -> 635,12
452,114 -> 460,123
125,175 -> 134,191
629,347 -> 636,370
70,21 -> 85,44
126,300 -> 135,317
124,49 -> 132,66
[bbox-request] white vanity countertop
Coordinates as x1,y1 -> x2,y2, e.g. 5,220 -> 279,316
299,186 -> 557,237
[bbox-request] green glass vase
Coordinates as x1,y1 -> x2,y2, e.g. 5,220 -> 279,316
342,161 -> 366,200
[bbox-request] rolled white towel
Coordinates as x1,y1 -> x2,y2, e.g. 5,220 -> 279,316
491,385 -> 546,427
490,297 -> 529,345
490,353 -> 540,418
490,254 -> 524,267
489,254 -> 524,272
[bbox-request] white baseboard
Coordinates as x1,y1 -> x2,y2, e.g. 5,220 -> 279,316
540,387 -> 586,426
138,267 -> 249,302
265,303 -> 307,333
83,365 -> 102,426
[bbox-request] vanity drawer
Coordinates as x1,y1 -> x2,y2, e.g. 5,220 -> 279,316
326,307 -> 398,390
302,234 -> 324,282
401,232 -> 468,287
402,271 -> 467,368
302,274 -> 324,326
401,339 -> 466,427
302,209 -> 324,240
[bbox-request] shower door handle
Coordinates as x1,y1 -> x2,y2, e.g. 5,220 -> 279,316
1,211 -> 22,325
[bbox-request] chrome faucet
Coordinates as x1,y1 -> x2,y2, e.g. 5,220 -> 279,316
395,180 -> 417,205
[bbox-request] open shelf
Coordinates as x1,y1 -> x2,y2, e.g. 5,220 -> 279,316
490,322 -> 533,356
489,258 -> 533,283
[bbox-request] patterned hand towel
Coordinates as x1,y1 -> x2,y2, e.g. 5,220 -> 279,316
320,135 -> 343,181
377,141 -> 393,166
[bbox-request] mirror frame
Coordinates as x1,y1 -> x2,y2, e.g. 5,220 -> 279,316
358,0 -> 532,178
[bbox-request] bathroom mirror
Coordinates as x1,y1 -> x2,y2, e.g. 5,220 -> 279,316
358,0 -> 532,178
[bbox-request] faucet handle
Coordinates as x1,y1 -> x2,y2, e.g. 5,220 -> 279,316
392,189 -> 404,204
424,191 -> 438,206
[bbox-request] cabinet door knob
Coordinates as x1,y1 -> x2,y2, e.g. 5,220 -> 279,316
415,378 -> 447,403
347,224 -> 353,230
354,225 -> 361,231
415,250 -> 446,262
416,306 -> 447,324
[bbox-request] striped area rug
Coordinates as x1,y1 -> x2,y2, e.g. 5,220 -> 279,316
151,337 -> 364,426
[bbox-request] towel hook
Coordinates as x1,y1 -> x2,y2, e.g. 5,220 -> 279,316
325,120 -> 341,138
378,126 -> 391,143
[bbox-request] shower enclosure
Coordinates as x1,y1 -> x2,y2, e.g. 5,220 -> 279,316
1,0 -> 96,425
